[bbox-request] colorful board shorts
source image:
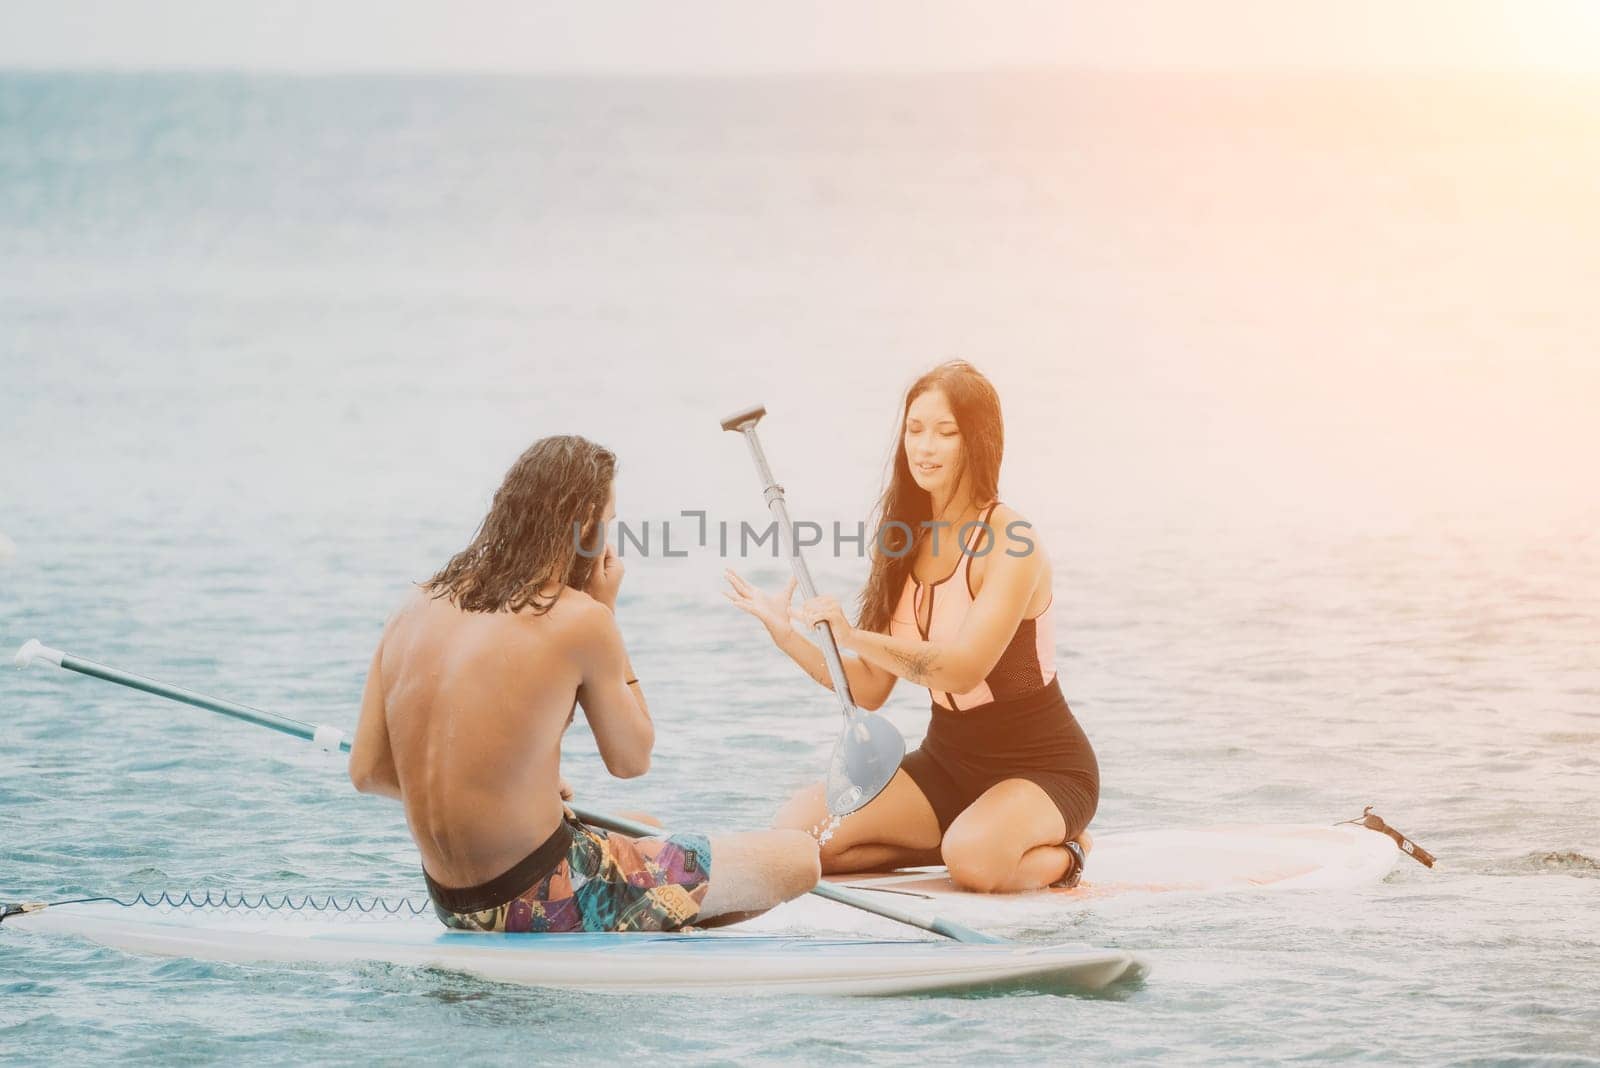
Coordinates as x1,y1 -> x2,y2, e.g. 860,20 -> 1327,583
424,816 -> 712,934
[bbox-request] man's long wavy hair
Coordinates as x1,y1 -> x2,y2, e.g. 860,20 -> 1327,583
856,361 -> 1004,634
423,435 -> 616,614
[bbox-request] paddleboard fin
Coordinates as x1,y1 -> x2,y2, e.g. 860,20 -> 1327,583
1340,806 -> 1436,868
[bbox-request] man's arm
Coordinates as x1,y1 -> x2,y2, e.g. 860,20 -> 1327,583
574,598 -> 654,778
349,643 -> 401,798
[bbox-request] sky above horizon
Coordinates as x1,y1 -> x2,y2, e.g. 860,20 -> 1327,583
6,0 -> 1600,75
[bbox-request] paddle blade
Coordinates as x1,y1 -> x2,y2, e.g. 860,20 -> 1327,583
825,711 -> 906,816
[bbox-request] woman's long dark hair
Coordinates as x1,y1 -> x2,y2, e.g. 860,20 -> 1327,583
422,435 -> 616,614
856,361 -> 1004,634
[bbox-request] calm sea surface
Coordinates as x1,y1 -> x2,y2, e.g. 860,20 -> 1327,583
2,71 -> 1597,1064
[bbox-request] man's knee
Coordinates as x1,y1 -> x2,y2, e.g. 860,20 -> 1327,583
772,806 -> 813,833
771,783 -> 826,834
773,829 -> 822,897
707,829 -> 820,906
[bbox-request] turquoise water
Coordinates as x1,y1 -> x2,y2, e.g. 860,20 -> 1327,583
3,71 -> 1598,1063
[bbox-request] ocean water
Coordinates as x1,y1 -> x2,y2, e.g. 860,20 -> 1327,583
2,70 -> 1598,1064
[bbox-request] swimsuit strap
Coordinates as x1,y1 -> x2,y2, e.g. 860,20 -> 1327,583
956,502 -> 1001,587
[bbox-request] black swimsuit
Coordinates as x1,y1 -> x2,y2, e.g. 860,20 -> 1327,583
891,504 -> 1099,839
900,676 -> 1099,839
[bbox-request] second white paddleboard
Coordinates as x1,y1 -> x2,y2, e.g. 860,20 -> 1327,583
750,822 -> 1400,932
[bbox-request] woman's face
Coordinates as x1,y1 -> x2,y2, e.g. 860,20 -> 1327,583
903,388 -> 963,495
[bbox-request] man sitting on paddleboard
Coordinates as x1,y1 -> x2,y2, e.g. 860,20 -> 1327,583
349,435 -> 820,932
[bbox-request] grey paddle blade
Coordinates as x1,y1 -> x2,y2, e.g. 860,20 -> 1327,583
825,711 -> 907,816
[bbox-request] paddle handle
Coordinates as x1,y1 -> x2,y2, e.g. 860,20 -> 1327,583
720,407 -> 858,714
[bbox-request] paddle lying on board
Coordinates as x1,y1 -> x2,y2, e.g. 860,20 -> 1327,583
720,404 -> 906,817
13,639 -> 1000,945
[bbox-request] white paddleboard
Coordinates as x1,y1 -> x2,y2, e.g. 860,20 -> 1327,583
752,823 -> 1401,933
5,901 -> 1145,997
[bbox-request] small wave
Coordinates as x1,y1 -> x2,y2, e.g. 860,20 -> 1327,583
1542,732 -> 1600,745
124,866 -> 170,882
1520,850 -> 1600,873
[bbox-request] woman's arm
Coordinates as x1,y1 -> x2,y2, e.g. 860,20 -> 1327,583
725,569 -> 898,710
798,543 -> 1045,701
772,625 -> 899,711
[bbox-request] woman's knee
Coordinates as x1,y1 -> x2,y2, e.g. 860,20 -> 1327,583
940,829 -> 1009,893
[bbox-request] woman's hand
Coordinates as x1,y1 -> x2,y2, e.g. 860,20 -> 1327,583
793,594 -> 854,645
584,543 -> 624,610
723,569 -> 797,640
559,775 -> 575,820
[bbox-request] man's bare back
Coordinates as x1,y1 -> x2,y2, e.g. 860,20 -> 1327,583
358,585 -> 627,888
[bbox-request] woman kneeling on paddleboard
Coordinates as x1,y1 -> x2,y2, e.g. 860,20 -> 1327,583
725,361 -> 1097,892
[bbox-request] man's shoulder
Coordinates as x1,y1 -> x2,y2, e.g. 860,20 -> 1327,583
516,588 -> 612,638
509,591 -> 615,679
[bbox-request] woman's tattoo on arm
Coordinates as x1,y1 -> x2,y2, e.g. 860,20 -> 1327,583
890,646 -> 938,684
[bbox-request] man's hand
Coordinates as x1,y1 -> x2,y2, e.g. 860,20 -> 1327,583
559,775 -> 575,820
584,542 -> 624,610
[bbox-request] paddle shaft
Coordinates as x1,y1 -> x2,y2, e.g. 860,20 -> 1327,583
721,411 -> 858,712
15,641 -> 1001,945
720,404 -> 906,818
14,639 -> 350,752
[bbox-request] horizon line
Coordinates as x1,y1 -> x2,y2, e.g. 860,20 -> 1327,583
5,60 -> 1600,82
